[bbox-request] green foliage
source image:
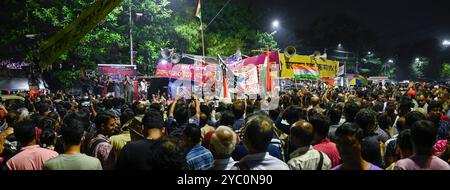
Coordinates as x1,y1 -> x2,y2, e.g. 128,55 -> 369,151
54,70 -> 82,88
1,0 -> 264,85
360,54 -> 383,76
411,57 -> 429,79
256,32 -> 279,51
442,63 -> 450,78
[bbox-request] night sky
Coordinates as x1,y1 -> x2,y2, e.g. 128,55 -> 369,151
254,0 -> 450,49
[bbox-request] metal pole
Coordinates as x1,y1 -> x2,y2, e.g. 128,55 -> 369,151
129,5 -> 133,65
200,22 -> 205,61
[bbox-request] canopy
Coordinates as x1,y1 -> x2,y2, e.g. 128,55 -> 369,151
0,77 -> 47,91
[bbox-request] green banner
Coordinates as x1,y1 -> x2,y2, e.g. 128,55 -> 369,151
39,0 -> 124,68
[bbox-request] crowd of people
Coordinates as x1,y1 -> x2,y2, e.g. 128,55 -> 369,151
0,81 -> 449,170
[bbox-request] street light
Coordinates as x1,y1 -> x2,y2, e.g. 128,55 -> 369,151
384,59 -> 394,77
25,34 -> 37,39
272,20 -> 279,29
368,51 -> 372,55
338,43 -> 343,48
129,1 -> 143,66
443,40 -> 450,47
415,57 -> 420,62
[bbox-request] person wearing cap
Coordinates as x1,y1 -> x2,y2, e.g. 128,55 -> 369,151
115,110 -> 166,170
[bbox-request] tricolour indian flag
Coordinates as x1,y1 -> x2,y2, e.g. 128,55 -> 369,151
292,64 -> 319,80
196,0 -> 202,20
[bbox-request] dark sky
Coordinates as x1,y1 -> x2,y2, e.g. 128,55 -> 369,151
254,0 -> 450,49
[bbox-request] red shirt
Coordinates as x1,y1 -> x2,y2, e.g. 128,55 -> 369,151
313,138 -> 341,167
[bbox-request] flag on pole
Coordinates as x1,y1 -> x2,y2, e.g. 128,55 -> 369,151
338,63 -> 345,76
266,47 -> 272,92
292,65 -> 319,80
196,0 -> 202,20
222,70 -> 229,98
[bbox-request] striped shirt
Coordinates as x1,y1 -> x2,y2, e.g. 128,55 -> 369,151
186,145 -> 214,170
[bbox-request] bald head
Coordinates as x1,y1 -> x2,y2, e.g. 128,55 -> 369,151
311,96 -> 320,106
210,126 -> 237,158
290,120 -> 314,147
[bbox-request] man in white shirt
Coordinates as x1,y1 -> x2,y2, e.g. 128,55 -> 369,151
139,79 -> 148,100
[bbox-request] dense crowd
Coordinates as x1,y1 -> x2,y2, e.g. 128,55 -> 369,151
0,81 -> 449,170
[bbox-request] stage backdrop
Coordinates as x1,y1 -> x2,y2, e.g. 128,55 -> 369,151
98,64 -> 138,99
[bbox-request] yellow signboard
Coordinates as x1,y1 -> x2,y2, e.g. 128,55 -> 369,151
39,0 -> 124,68
279,53 -> 339,78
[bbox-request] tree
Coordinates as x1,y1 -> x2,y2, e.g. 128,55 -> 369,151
441,63 -> 450,79
411,57 -> 429,79
202,0 -> 261,56
359,53 -> 383,76
256,32 -> 278,51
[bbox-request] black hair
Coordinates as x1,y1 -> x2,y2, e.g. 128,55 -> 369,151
399,96 -> 413,114
142,110 -> 164,130
65,111 -> 91,132
397,129 -> 412,151
404,111 -> 427,130
200,104 -> 212,117
94,111 -> 116,129
40,128 -> 56,148
373,101 -> 384,113
14,119 -> 36,146
232,101 -> 245,119
103,99 -> 113,110
183,124 -> 202,144
309,113 -> 331,138
219,110 -> 235,127
47,112 -> 60,122
41,118 -> 57,131
148,137 -> 186,170
61,119 -> 85,146
343,100 -> 361,122
328,107 -> 342,125
355,108 -> 377,133
5,111 -> 19,126
36,102 -> 50,115
149,103 -> 162,112
112,97 -> 121,108
377,114 -> 392,131
120,109 -> 135,127
174,107 -> 189,125
335,122 -> 364,143
283,105 -> 304,125
428,100 -> 443,112
246,103 -> 256,115
411,120 -> 437,150
243,114 -> 274,152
